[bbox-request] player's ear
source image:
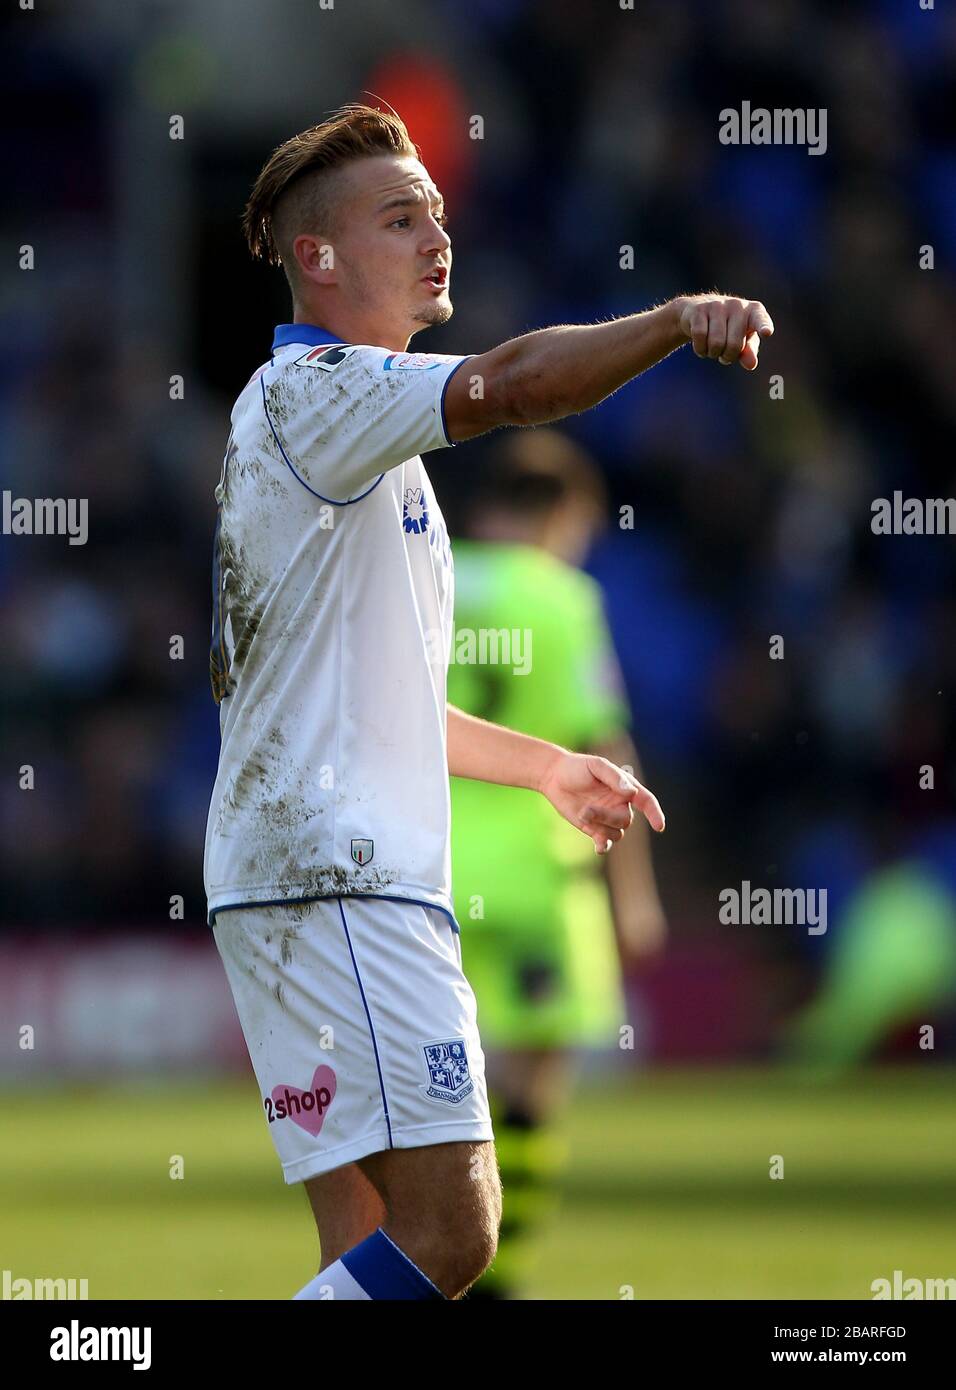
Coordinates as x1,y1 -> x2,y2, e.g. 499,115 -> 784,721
293,233 -> 337,286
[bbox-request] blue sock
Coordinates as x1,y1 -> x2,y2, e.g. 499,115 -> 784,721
293,1228 -> 445,1300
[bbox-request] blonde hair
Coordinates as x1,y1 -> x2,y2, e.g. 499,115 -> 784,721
242,103 -> 418,285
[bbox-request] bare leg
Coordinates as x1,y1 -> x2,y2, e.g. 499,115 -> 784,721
304,1161 -> 387,1271
356,1140 -> 501,1299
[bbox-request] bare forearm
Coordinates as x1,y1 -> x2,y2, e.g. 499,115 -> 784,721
444,293 -> 773,441
492,300 -> 685,425
446,704 -> 561,791
447,706 -> 666,852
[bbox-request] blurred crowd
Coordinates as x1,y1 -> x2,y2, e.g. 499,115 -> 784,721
2,0 -> 955,1048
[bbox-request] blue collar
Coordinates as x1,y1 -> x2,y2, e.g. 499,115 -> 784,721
272,323 -> 346,351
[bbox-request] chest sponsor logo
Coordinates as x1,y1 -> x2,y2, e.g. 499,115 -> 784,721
402,486 -> 429,535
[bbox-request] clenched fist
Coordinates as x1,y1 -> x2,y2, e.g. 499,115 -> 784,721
676,293 -> 774,370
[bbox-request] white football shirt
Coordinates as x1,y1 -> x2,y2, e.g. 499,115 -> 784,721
203,323 -> 472,928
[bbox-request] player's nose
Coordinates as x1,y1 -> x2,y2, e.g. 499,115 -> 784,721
422,215 -> 451,255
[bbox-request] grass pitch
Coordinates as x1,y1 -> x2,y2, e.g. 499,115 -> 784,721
1,1067 -> 953,1300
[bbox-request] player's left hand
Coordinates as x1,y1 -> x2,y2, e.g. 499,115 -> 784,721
538,752 -> 665,854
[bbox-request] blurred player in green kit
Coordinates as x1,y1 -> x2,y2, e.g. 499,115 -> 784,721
448,428 -> 667,1300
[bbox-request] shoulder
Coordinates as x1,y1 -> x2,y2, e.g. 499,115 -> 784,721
265,344 -> 464,403
267,342 -> 378,381
273,343 -> 464,376
258,345 -> 389,428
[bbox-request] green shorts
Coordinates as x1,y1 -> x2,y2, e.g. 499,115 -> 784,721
458,873 -> 624,1050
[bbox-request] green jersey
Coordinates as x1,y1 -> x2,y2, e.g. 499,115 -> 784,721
449,541 -> 629,932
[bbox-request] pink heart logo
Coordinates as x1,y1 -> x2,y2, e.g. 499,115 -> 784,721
270,1066 -> 337,1137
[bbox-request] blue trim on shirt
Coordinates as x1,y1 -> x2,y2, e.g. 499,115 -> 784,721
272,323 -> 346,350
336,898 -> 393,1152
439,356 -> 475,448
207,890 -> 462,934
260,374 -> 385,506
341,1227 -> 445,1300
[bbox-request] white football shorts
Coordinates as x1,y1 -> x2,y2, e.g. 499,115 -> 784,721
212,895 -> 493,1183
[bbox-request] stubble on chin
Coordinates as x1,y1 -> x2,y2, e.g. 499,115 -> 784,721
412,298 -> 454,329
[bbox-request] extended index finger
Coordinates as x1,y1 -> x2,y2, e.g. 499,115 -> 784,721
628,781 -> 666,833
589,757 -> 666,831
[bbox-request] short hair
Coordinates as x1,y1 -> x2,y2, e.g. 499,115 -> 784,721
242,104 -> 418,284
473,429 -> 609,523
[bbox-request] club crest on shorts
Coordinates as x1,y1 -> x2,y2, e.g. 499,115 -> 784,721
350,838 -> 374,866
420,1038 -> 474,1106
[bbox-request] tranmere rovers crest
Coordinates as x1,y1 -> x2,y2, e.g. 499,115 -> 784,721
420,1038 -> 474,1106
350,838 -> 373,866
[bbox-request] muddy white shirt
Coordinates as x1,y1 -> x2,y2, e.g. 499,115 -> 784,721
204,323 -> 472,927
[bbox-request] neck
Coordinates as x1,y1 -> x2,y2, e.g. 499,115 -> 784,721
291,297 -> 411,351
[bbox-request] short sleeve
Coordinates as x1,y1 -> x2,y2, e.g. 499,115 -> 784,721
262,344 -> 472,502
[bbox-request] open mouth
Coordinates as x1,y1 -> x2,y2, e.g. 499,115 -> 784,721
422,267 -> 447,289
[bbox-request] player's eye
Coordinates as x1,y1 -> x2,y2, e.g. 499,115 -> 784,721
435,211 -> 449,229
389,216 -> 411,229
